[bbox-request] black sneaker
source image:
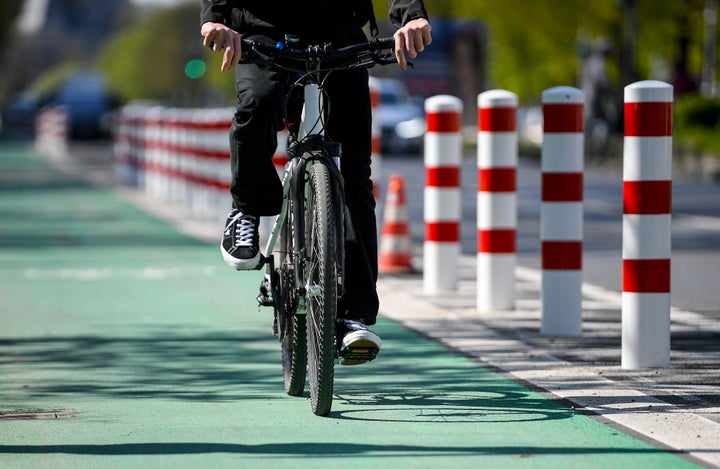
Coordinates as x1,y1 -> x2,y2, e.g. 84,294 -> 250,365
337,319 -> 381,366
221,209 -> 261,270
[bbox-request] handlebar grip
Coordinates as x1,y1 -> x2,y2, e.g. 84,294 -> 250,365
240,38 -> 255,50
374,37 -> 395,50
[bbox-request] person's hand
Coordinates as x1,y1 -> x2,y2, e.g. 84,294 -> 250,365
201,22 -> 242,72
393,18 -> 432,71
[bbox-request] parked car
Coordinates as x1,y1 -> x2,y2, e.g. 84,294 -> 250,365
517,106 -> 543,149
52,72 -> 118,139
376,78 -> 425,155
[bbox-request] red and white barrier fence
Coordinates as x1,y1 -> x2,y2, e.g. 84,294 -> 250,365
423,95 -> 463,293
115,80 -> 383,227
622,80 -> 673,369
540,86 -> 585,335
113,104 -> 234,222
476,90 -> 518,311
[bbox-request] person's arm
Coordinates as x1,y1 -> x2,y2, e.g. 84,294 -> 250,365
200,1 -> 242,72
388,0 -> 432,70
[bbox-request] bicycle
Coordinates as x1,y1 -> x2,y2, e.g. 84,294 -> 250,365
245,35 -> 397,416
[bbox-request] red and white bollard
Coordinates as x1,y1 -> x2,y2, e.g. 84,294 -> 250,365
424,95 -> 462,293
541,86 -> 585,335
143,106 -> 166,200
34,106 -> 69,158
113,107 -> 132,184
622,80 -> 673,369
113,105 -> 149,187
369,77 -> 382,203
273,127 -> 290,174
113,104 -> 147,187
261,126 -> 291,241
203,108 -> 233,222
476,90 -> 518,311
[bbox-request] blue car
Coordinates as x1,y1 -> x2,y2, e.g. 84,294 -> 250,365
53,72 -> 117,139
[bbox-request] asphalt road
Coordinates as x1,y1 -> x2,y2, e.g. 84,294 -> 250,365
380,151 -> 720,317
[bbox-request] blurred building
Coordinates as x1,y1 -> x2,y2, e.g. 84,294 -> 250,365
4,0 -> 130,98
1,0 -> 131,136
17,0 -> 129,36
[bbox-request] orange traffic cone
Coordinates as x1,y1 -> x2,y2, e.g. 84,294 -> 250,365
378,175 -> 414,274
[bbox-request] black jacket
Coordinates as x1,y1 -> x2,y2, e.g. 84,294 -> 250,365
200,0 -> 428,39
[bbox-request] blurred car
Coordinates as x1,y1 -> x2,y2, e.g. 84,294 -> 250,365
517,106 -> 543,149
376,78 -> 425,155
52,72 -> 118,139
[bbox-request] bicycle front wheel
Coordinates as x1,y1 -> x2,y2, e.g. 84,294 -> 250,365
304,162 -> 338,416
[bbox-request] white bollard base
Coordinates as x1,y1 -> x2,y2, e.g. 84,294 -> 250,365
541,270 -> 583,336
423,242 -> 459,294
477,253 -> 515,311
621,292 -> 671,369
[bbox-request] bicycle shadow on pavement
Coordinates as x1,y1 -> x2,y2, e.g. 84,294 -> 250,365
0,326 -> 284,404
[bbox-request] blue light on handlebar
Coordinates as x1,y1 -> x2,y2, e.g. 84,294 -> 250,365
276,42 -> 284,49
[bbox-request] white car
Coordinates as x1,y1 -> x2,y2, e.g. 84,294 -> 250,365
376,78 -> 425,155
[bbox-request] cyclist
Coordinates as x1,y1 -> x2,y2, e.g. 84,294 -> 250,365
200,0 -> 432,365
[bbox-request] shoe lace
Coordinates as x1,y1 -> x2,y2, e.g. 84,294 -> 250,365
228,212 -> 257,248
342,319 -> 367,332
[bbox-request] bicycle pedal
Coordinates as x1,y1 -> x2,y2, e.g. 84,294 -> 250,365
339,347 -> 378,365
256,292 -> 274,307
257,279 -> 274,307
253,254 -> 270,271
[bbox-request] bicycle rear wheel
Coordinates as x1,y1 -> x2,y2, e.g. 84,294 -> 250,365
279,197 -> 307,396
304,162 -> 338,416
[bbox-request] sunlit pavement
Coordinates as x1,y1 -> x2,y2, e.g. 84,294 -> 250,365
0,140 -> 714,468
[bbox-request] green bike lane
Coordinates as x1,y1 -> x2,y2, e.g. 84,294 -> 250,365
0,142 -> 698,468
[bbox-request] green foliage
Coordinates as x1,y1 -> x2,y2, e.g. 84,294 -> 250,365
675,93 -> 720,154
84,1 -> 719,109
676,94 -> 720,129
374,0 -> 714,103
28,62 -> 84,98
95,4 -> 235,106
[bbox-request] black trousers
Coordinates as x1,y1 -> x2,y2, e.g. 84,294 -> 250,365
229,37 -> 379,323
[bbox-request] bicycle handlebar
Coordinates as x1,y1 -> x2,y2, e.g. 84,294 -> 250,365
239,37 -> 397,72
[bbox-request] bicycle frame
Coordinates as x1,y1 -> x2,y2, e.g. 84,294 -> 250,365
262,82 -> 324,260
260,69 -> 347,314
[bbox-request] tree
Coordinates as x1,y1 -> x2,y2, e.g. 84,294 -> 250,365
373,0 -> 715,102
95,3 -> 233,106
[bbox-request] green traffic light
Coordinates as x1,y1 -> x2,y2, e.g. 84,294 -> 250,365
185,59 -> 207,79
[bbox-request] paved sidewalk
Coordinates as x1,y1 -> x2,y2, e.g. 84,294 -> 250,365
378,256 -> 720,468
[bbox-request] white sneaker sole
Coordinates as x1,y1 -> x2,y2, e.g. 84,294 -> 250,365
221,247 -> 261,270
